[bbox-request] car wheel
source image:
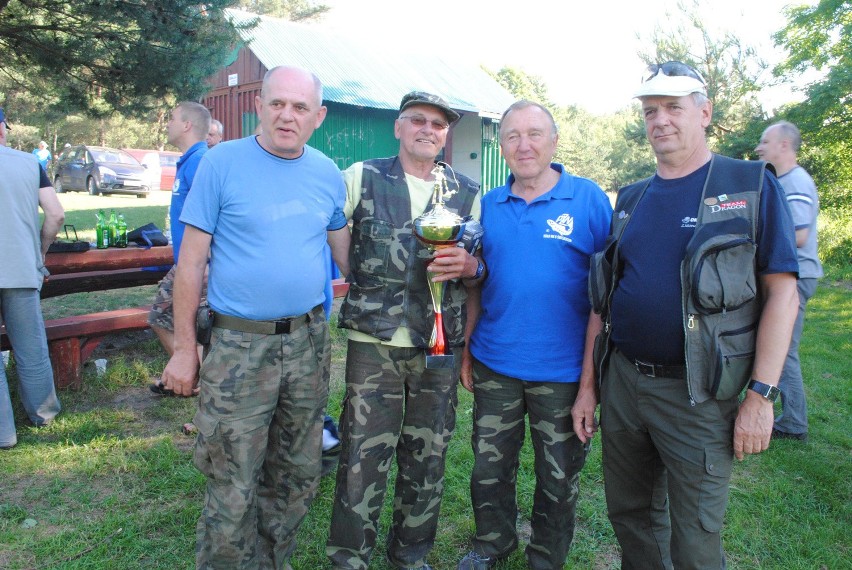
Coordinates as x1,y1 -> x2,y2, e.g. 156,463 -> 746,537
54,177 -> 64,193
87,177 -> 99,196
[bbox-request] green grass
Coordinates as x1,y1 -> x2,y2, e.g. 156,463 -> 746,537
1,284 -> 849,569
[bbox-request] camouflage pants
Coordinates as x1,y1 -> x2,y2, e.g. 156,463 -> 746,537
327,340 -> 460,570
193,306 -> 329,570
469,357 -> 589,570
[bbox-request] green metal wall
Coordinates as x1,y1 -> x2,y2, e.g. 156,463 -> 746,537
481,120 -> 509,192
308,102 -> 399,170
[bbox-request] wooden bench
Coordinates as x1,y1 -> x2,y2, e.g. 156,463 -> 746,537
2,277 -> 351,390
1,306 -> 152,390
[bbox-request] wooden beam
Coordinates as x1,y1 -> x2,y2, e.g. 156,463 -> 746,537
45,245 -> 174,275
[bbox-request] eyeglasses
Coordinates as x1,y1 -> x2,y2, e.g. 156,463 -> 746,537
399,115 -> 450,131
642,61 -> 706,85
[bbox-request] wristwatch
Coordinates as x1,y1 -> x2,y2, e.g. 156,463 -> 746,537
472,260 -> 485,280
747,379 -> 780,403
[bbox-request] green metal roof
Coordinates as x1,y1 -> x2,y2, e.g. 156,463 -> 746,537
227,10 -> 514,118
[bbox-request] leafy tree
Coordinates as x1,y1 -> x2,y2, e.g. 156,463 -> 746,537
234,0 -> 329,20
0,0 -> 251,118
487,66 -> 555,108
772,0 -> 851,210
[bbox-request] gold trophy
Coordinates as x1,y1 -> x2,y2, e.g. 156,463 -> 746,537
413,164 -> 465,369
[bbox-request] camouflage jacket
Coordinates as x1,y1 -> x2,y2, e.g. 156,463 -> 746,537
339,156 -> 480,347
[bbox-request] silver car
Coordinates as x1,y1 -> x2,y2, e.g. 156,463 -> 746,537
54,145 -> 150,198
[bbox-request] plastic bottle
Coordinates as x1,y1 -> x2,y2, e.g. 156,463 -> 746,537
116,214 -> 128,248
107,209 -> 118,247
96,210 -> 109,249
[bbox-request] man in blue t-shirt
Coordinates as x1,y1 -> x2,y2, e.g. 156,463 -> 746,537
457,101 -> 612,570
147,101 -> 210,369
755,120 -> 822,441
160,66 -> 350,569
31,141 -> 51,171
575,62 -> 799,569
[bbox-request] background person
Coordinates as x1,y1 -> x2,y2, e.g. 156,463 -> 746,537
574,61 -> 799,569
207,119 -> 223,148
160,66 -> 350,569
31,140 -> 51,171
755,120 -> 822,441
0,107 -> 64,450
148,101 -> 211,376
327,91 -> 481,570
457,100 -> 612,570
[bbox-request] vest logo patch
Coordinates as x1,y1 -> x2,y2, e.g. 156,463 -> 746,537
545,213 -> 574,242
709,199 -> 747,213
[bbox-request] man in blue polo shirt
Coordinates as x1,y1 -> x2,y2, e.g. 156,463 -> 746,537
148,101 -> 210,368
457,100 -> 612,570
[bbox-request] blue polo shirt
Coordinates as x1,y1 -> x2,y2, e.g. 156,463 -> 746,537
170,141 -> 207,264
470,164 -> 613,383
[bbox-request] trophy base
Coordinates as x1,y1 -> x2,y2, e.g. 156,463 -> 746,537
425,354 -> 455,369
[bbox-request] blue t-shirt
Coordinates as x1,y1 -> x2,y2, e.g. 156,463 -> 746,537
180,137 -> 347,320
470,164 -> 613,383
32,148 -> 51,170
170,141 -> 207,264
610,161 -> 799,364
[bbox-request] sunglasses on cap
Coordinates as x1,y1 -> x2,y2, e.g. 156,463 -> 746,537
642,61 -> 706,85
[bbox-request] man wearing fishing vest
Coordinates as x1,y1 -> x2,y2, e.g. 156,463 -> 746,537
572,62 -> 800,569
328,91 -> 482,570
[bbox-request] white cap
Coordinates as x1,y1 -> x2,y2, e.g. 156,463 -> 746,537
633,72 -> 707,98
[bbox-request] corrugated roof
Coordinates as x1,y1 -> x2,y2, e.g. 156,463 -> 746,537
227,10 -> 514,118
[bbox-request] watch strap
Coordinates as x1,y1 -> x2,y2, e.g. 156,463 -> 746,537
747,379 -> 780,402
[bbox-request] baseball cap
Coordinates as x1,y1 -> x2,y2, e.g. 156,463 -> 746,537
633,61 -> 707,98
0,107 -> 10,129
399,91 -> 460,123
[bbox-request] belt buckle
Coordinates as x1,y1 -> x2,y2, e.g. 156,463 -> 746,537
273,319 -> 293,335
635,360 -> 656,377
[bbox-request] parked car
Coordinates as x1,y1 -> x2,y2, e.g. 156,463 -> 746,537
158,150 -> 181,191
53,145 -> 149,198
122,149 -> 163,192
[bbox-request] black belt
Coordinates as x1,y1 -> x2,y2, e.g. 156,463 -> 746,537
212,305 -> 321,335
633,359 -> 686,379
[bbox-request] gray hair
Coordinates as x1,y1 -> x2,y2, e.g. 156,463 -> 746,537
176,101 -> 212,139
261,66 -> 323,107
210,119 -> 223,135
499,100 -> 558,140
770,120 -> 802,153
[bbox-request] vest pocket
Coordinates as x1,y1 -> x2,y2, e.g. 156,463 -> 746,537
339,281 -> 386,336
691,235 -> 757,314
354,219 -> 393,275
588,241 -> 616,315
710,322 -> 756,400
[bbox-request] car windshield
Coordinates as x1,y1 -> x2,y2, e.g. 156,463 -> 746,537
91,149 -> 139,165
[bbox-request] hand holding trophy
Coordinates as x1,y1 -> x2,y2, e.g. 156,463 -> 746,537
412,163 -> 465,369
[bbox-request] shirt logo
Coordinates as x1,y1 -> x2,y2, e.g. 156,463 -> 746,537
545,213 -> 574,242
709,199 -> 747,213
681,216 -> 697,228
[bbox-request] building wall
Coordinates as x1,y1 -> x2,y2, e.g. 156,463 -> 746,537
450,113 -> 484,185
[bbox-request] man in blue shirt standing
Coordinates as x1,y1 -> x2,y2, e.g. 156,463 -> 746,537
147,101 -> 210,368
161,66 -> 350,570
457,100 -> 612,570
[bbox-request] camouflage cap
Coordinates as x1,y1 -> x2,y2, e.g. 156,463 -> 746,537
399,91 -> 460,124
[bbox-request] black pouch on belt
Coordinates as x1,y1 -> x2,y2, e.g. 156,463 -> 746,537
196,306 -> 214,345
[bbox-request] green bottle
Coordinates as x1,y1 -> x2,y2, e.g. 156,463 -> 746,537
96,209 -> 109,249
116,214 -> 128,248
108,209 -> 118,247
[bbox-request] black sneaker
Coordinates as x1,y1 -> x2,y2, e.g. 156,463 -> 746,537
458,551 -> 498,570
772,428 -> 808,442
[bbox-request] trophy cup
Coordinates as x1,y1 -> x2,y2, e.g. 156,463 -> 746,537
413,164 -> 465,369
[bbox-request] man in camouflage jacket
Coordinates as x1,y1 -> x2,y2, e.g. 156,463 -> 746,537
327,91 -> 484,570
